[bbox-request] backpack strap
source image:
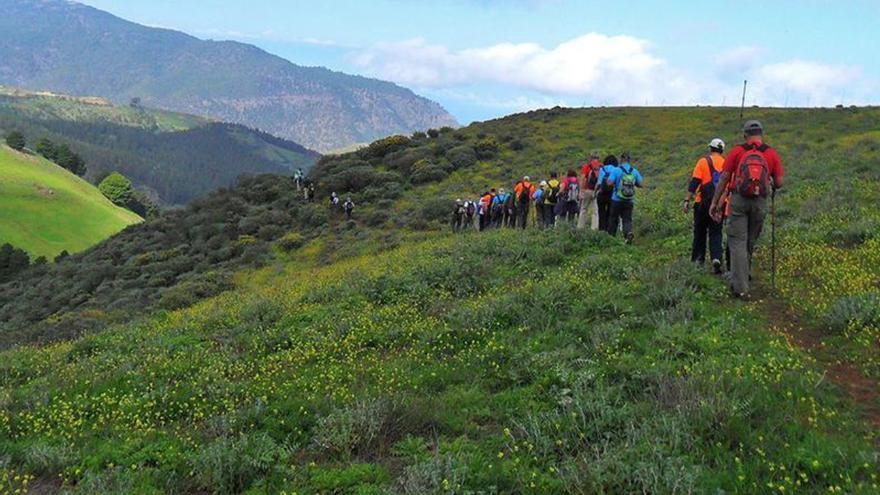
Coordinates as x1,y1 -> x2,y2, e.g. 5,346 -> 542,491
705,154 -> 717,175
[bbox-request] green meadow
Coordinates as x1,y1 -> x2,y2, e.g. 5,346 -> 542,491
0,145 -> 141,259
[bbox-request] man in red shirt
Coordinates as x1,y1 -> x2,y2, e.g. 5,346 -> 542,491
577,151 -> 602,230
709,120 -> 784,298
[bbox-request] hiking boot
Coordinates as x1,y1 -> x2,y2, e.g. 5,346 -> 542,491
625,232 -> 634,245
712,259 -> 723,275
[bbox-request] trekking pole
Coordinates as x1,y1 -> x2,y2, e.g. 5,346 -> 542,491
739,80 -> 748,122
771,189 -> 777,291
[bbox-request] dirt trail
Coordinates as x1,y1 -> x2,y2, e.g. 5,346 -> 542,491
755,289 -> 880,440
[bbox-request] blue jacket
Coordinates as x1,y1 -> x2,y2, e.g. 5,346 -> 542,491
605,163 -> 643,202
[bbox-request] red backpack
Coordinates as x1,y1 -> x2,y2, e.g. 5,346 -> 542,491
735,143 -> 771,198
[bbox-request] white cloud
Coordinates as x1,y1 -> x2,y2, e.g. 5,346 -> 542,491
750,60 -> 860,105
715,46 -> 764,75
351,34 -> 874,112
352,34 -> 692,105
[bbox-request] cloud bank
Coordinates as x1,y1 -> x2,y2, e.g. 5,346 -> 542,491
352,34 -> 874,116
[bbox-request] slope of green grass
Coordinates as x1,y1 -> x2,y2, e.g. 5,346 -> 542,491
0,86 -> 207,132
0,107 -> 878,493
0,146 -> 141,259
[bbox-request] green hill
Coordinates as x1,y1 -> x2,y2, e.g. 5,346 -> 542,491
0,87 -> 319,204
0,145 -> 141,259
0,107 -> 877,494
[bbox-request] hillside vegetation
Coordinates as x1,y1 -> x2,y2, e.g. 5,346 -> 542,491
0,0 -> 457,151
0,89 -> 318,204
0,107 -> 877,494
0,145 -> 140,259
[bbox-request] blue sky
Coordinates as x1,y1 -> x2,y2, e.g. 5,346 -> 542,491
81,0 -> 880,124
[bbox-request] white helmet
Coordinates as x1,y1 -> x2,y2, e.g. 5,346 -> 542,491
709,138 -> 725,152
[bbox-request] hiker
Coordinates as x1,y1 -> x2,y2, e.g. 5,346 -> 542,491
533,180 -> 548,229
492,188 -> 510,228
513,176 -> 535,229
306,183 -> 316,202
709,120 -> 784,298
558,169 -> 580,223
684,138 -> 726,273
329,192 -> 340,210
479,189 -> 495,231
293,168 -> 305,191
606,151 -> 644,243
343,197 -> 355,220
504,189 -> 518,228
578,151 -> 602,230
464,199 -> 476,230
595,155 -> 619,232
451,199 -> 466,232
544,172 -> 561,227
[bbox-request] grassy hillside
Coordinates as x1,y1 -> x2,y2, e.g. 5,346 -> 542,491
0,88 -> 319,204
0,86 -> 207,131
0,145 -> 140,259
0,107 -> 877,493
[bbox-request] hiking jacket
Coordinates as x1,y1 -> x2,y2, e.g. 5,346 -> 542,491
688,152 -> 725,204
514,181 -> 535,202
607,163 -> 643,202
581,159 -> 601,191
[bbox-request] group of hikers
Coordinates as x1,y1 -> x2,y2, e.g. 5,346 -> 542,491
450,119 -> 784,299
451,150 -> 645,242
294,168 -> 317,202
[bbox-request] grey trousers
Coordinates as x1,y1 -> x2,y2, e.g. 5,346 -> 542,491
727,193 -> 768,295
577,193 -> 600,230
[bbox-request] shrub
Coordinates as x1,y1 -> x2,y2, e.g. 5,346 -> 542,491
310,463 -> 391,492
277,232 -> 305,252
474,137 -> 500,159
313,399 -> 398,460
98,172 -> 134,207
414,197 -> 453,225
411,159 -> 450,184
190,432 -> 290,495
445,145 -> 477,170
386,147 -> 432,175
157,272 -> 233,310
427,128 -> 440,138
825,293 -> 880,333
5,130 -> 26,151
359,135 -> 411,161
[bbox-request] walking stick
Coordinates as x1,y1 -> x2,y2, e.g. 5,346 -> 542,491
771,189 -> 776,291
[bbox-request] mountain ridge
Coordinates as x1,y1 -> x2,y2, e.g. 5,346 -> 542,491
0,0 -> 458,151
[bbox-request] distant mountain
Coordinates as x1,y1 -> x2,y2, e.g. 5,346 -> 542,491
0,87 -> 319,204
0,0 -> 459,152
0,144 -> 140,259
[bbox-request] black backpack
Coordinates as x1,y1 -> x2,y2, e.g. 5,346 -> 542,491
517,183 -> 531,204
599,167 -> 615,194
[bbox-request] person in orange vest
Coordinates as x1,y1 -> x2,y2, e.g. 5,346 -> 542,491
513,176 -> 535,229
479,188 -> 495,231
683,138 -> 726,273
